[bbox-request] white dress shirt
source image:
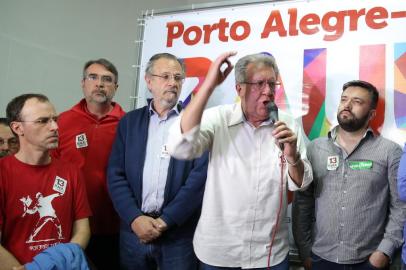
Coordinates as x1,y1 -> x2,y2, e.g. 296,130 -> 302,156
167,102 -> 313,268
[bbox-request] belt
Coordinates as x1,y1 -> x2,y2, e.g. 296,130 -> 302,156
142,211 -> 161,218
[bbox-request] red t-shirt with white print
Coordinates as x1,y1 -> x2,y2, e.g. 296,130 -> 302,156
0,155 -> 91,264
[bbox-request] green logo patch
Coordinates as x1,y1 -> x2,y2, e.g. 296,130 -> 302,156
349,160 -> 373,170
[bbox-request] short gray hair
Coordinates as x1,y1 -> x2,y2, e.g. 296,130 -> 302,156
83,58 -> 118,83
145,53 -> 185,76
235,53 -> 279,83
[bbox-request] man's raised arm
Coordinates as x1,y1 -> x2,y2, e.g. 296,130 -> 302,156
180,52 -> 236,133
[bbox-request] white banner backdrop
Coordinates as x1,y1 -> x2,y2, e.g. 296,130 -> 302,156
137,0 -> 406,145
136,1 -> 406,264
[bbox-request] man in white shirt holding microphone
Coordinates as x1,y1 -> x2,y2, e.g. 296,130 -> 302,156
167,51 -> 313,270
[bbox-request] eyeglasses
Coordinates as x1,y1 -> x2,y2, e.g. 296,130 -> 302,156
85,74 -> 115,85
19,116 -> 58,126
240,80 -> 281,91
0,137 -> 19,147
150,73 -> 185,84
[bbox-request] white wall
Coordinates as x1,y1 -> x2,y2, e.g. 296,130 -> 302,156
0,0 -> 237,114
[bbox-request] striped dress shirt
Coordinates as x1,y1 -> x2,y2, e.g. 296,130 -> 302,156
293,127 -> 406,264
141,102 -> 180,213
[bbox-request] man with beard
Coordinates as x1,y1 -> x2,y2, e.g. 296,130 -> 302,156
53,59 -> 125,269
107,53 -> 208,270
292,80 -> 406,270
0,94 -> 91,269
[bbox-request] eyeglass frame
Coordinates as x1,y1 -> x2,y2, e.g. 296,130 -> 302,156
84,73 -> 116,85
239,80 -> 281,91
149,73 -> 185,84
0,137 -> 19,147
16,116 -> 59,126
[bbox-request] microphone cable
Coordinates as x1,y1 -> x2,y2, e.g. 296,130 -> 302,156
267,152 -> 286,269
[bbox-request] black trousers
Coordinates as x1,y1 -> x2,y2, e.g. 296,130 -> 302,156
86,234 -> 120,270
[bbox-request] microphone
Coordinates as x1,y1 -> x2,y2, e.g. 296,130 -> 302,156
268,101 -> 279,124
267,102 -> 284,151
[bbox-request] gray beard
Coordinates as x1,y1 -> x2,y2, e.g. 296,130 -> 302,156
159,98 -> 177,111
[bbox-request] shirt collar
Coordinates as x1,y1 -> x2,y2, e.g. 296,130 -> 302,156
148,99 -> 182,119
79,98 -> 123,120
228,102 -> 245,127
228,102 -> 273,128
328,125 -> 375,141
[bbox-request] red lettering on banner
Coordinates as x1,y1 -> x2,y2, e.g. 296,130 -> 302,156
202,18 -> 230,43
288,8 -> 299,36
218,18 -> 230,42
166,21 -> 184,47
322,11 -> 346,41
261,10 -> 288,38
300,13 -> 320,36
184,26 -> 202,45
261,6 -> 394,42
166,18 -> 250,47
230,21 -> 251,41
391,11 -> 406,19
365,7 -> 388,29
168,6 -> 400,46
203,24 -> 219,43
347,9 -> 365,31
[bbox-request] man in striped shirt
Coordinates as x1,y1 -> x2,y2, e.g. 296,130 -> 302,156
293,80 -> 406,270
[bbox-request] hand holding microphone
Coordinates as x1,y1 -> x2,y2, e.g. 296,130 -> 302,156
268,102 -> 283,150
268,102 -> 301,165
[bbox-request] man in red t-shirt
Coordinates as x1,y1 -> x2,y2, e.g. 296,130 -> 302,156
0,93 -> 91,269
52,58 -> 125,269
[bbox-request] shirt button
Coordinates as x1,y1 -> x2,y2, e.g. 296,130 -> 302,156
340,223 -> 344,227
341,206 -> 345,210
343,190 -> 347,194
340,241 -> 344,244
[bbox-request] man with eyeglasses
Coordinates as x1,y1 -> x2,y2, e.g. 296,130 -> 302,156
107,53 -> 208,270
0,117 -> 19,158
166,52 -> 313,270
0,93 -> 91,269
52,58 -> 125,270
